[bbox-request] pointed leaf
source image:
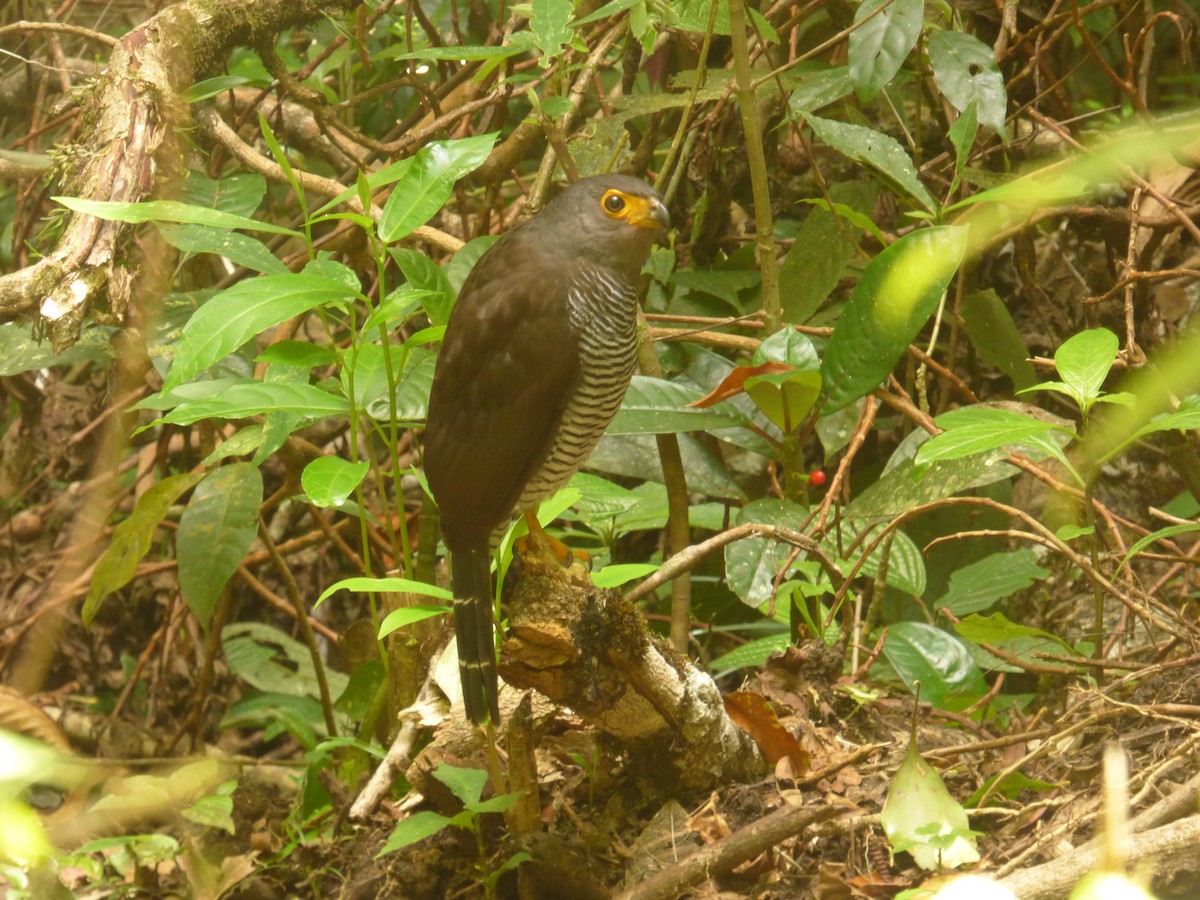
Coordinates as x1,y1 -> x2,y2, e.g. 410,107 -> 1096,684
164,262 -> 359,391
848,0 -> 924,102
805,115 -> 938,212
378,134 -> 498,242
928,29 -> 1007,134
821,227 -> 968,412
83,472 -> 206,626
178,464 -> 262,630
301,457 -> 369,508
881,737 -> 980,870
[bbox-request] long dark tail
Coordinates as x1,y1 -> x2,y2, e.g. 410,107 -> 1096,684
451,545 -> 499,724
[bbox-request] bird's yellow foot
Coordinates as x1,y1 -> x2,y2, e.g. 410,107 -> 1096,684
515,510 -> 590,569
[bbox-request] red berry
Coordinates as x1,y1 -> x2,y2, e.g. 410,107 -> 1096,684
809,469 -> 827,487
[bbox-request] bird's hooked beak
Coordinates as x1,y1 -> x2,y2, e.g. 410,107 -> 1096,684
628,196 -> 671,231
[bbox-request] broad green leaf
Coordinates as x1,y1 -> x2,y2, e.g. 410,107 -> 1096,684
256,341 -> 338,369
377,811 -> 450,857
670,269 -> 759,312
316,576 -> 454,607
590,433 -> 745,501
530,0 -> 574,60
608,376 -> 745,434
927,29 -> 1007,135
932,549 -> 1049,616
667,0 -> 731,34
378,606 -> 453,639
725,500 -> 809,606
163,262 -> 359,391
468,791 -> 525,815
820,226 -> 969,412
378,134 -> 498,242
881,736 -> 980,870
222,622 -> 350,699
743,369 -> 822,432
157,223 -> 288,275
83,472 -> 206,626
178,171 -> 266,218
390,247 -> 457,326
54,197 -> 299,236
183,781 -> 236,834
960,289 -> 1036,390
709,633 -> 790,674
302,457 -> 369,508
786,66 -> 854,115
822,521 -> 926,596
848,0 -> 924,103
178,464 -> 262,631
953,611 -> 1077,657
847,449 -> 1018,518
1052,327 -> 1119,412
432,763 -> 487,807
782,181 -> 878,326
753,326 -> 821,369
880,621 -> 984,709
0,322 -> 115,376
220,692 -> 321,749
915,407 -> 1071,468
805,115 -> 938,212
591,563 -> 659,589
149,382 -> 347,427
379,349 -> 436,422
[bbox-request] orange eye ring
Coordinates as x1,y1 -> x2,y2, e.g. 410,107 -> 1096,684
602,192 -> 627,215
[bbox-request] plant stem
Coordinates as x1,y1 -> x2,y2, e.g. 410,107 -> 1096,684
728,0 -> 781,333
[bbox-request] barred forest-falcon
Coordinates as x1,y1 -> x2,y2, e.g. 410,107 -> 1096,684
423,175 -> 670,724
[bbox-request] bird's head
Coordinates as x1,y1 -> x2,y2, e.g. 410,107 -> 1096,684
539,174 -> 670,277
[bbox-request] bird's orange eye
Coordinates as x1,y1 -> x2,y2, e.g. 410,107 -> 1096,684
602,192 -> 627,215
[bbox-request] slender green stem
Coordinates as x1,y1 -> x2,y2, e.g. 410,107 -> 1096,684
728,0 -> 781,333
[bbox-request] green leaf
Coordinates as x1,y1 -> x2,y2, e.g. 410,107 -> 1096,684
960,289 -> 1036,390
183,782 -> 236,834
178,171 -> 266,218
709,632 -> 790,674
83,472 -> 207,627
881,737 -> 980,870
932,549 -> 1049,616
148,382 -> 347,428
178,464 -> 262,630
163,262 -> 359,391
947,100 -> 978,196
316,576 -> 454,607
377,811 -> 451,857
915,406 -> 1071,468
378,134 -> 498,242
820,226 -> 969,412
781,181 -> 879,324
725,500 -> 809,606
1117,522 -> 1200,575
744,369 -> 822,432
1051,327 -> 1119,413
953,611 -> 1077,656
378,606 -> 453,639
182,76 -> 251,104
158,224 -> 288,275
468,791 -> 524,815
301,457 -> 369,508
1129,395 -> 1200,443
222,622 -> 350,699
256,341 -> 338,369
608,375 -> 745,434
787,66 -> 854,115
530,0 -> 574,60
881,621 -> 984,709
670,269 -> 759,312
805,115 -> 938,212
0,322 -> 115,376
53,196 -> 299,236
927,29 -> 1007,135
591,563 -> 659,589
848,0 -> 924,103
432,764 -> 487,807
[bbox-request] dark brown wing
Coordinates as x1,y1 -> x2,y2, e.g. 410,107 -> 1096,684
424,227 -> 580,551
